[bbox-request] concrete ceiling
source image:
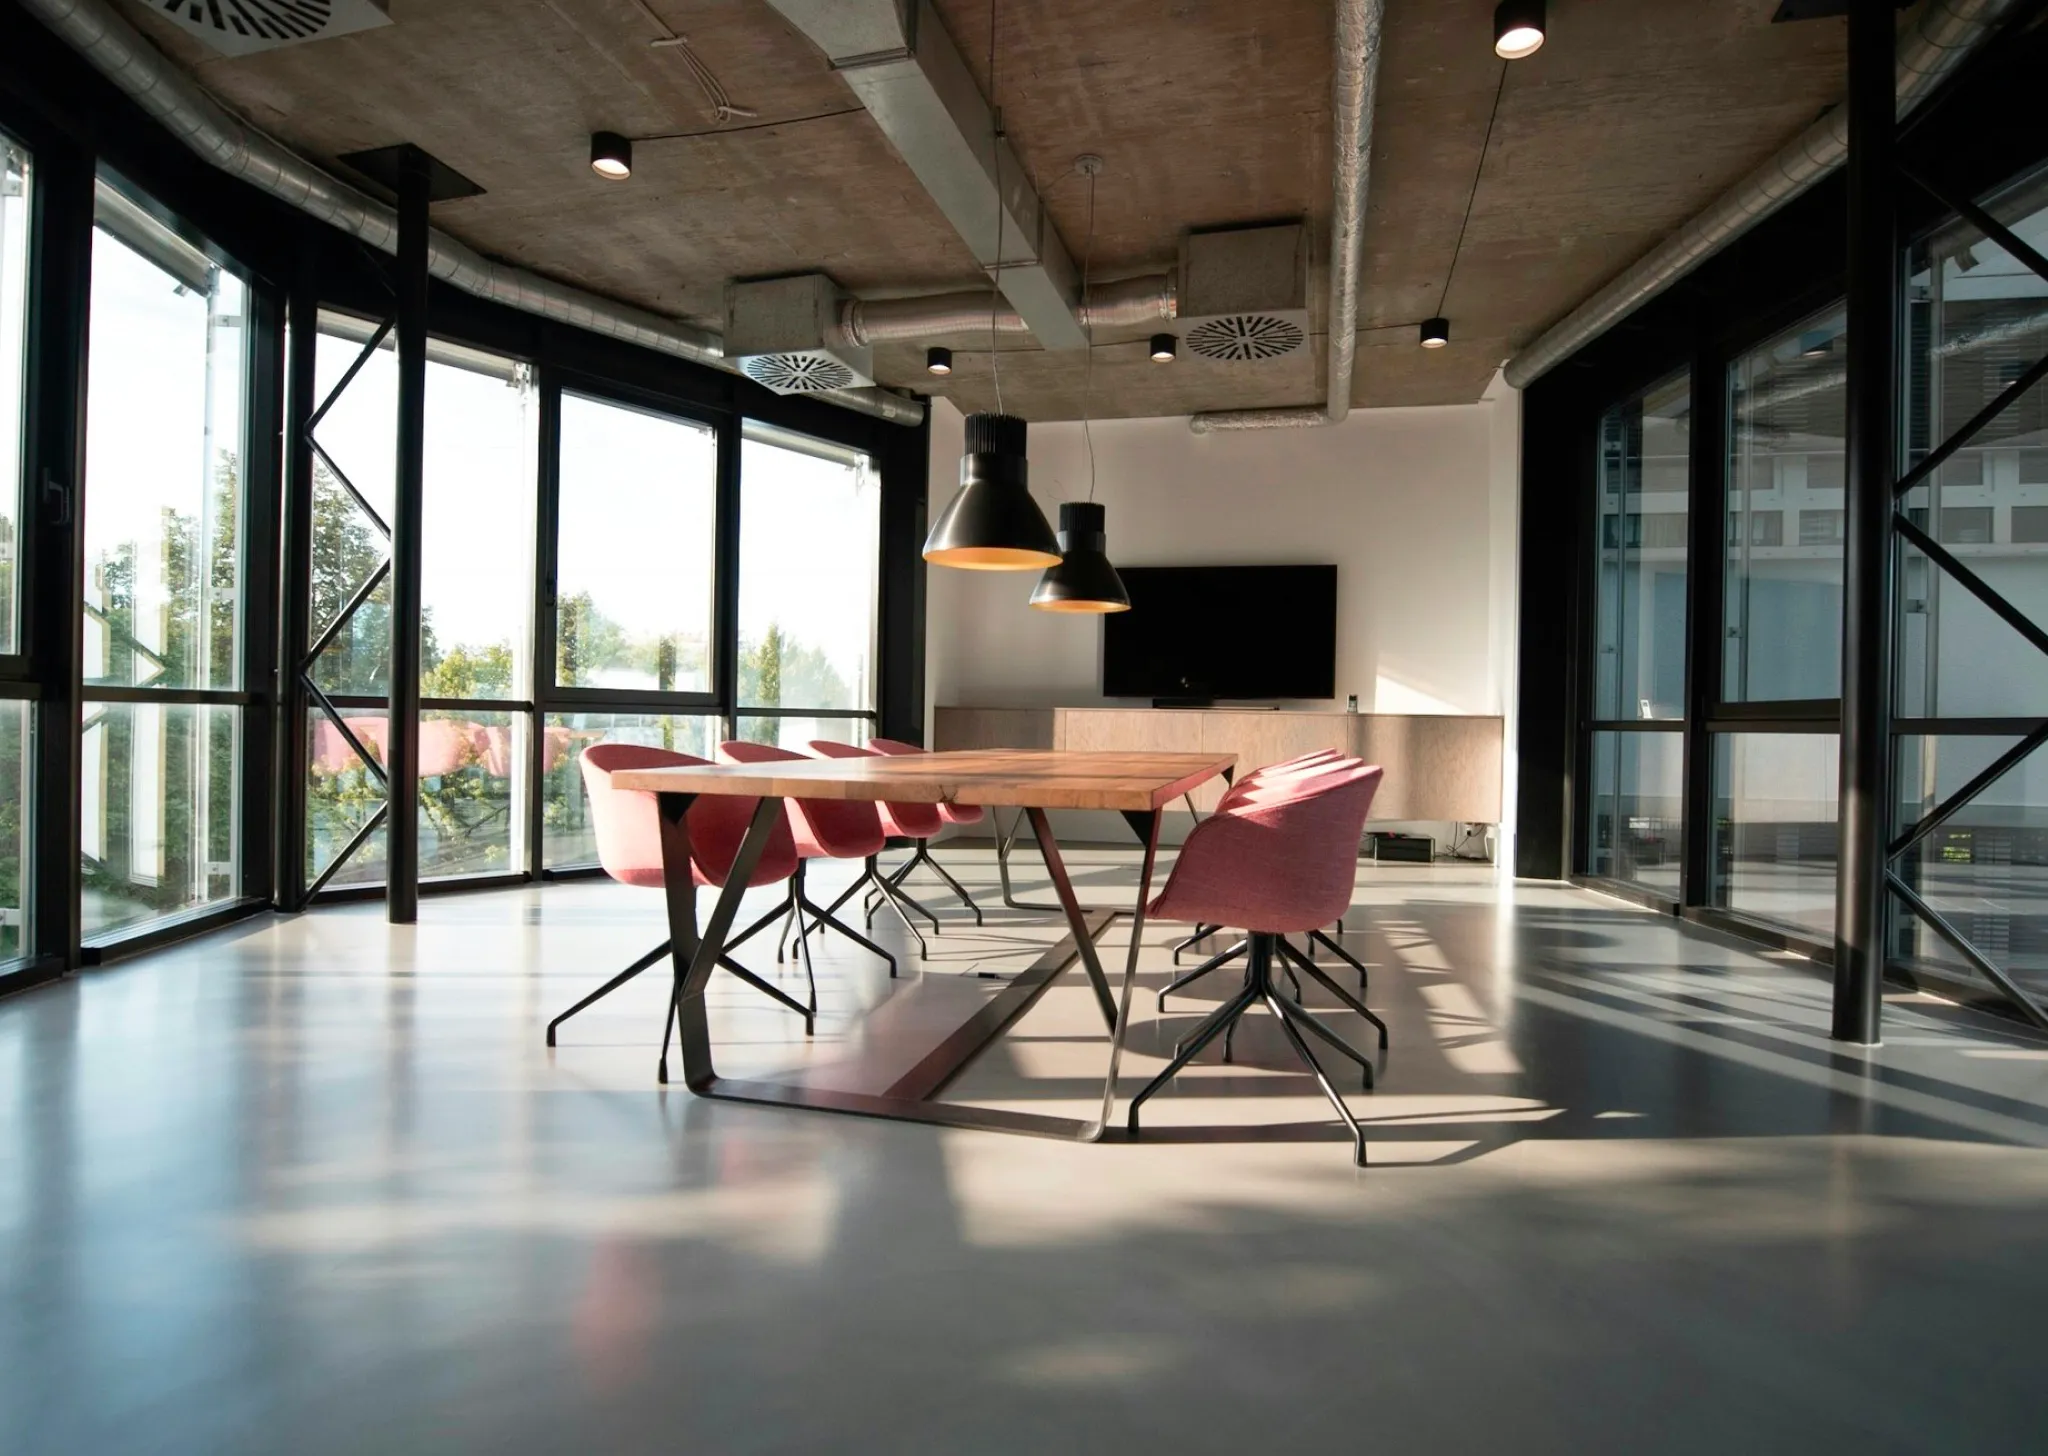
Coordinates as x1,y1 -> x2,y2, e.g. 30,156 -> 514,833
116,0 -> 1851,420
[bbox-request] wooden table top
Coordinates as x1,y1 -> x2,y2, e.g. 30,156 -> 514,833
609,749 -> 1237,812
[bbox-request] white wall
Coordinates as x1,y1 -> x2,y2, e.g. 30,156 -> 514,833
924,380 -> 1523,856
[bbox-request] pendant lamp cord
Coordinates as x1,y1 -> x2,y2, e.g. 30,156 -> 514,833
987,0 -> 1005,416
1438,59 -> 1507,320
1081,166 -> 1098,502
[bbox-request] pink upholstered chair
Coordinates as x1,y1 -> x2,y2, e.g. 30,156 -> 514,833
1166,747 -> 1366,991
806,741 -> 942,957
546,745 -> 816,1049
717,740 -> 899,978
1129,759 -> 1387,1166
867,737 -> 988,925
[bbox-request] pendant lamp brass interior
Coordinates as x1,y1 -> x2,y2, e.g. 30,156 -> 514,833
923,412 -> 1061,570
1030,501 -> 1130,612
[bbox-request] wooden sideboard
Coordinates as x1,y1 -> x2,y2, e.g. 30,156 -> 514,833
932,707 -> 1504,822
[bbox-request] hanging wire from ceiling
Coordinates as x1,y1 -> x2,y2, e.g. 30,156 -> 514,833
987,0 -> 1006,416
1080,165 -> 1099,501
1436,58 -> 1508,321
630,0 -> 759,125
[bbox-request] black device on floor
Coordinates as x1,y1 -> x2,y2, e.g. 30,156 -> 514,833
1371,832 -> 1434,864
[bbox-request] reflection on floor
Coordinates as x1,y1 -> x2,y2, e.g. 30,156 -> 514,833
5,850 -> 2048,1452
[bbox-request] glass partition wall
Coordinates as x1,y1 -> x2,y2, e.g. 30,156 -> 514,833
1892,171 -> 2048,1004
1585,370 -> 1689,896
1571,154 -> 2048,1017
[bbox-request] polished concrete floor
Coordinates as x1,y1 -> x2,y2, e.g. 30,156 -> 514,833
6,849 -> 2048,1453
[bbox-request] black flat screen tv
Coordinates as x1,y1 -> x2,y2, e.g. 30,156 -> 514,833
1102,565 -> 1337,703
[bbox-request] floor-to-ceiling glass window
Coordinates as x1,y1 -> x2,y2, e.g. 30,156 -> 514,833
1894,165 -> 2048,1000
303,314 -> 396,890
1585,370 -> 1689,896
1711,307 -> 1848,937
303,315 -> 539,889
735,420 -> 880,750
541,390 -> 721,869
79,174 -> 249,941
0,133 -> 32,963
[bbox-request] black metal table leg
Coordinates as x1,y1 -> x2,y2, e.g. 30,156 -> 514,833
646,788 -> 1184,1144
1027,807 -> 1123,1032
658,793 -> 782,1087
995,807 -> 1064,913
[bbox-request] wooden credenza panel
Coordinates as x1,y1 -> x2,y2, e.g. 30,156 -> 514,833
931,707 -> 1056,751
932,707 -> 1503,822
1349,714 -> 1503,822
1193,712 -> 1351,809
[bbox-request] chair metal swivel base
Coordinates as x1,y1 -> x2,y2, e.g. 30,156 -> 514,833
1157,935 -> 1303,1009
882,840 -> 985,926
768,861 -> 902,977
805,853 -> 939,959
1130,933 -> 1381,1167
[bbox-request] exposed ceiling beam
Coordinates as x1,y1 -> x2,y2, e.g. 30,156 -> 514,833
763,0 -> 1090,350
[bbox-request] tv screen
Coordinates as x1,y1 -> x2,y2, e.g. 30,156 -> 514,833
1103,565 -> 1337,702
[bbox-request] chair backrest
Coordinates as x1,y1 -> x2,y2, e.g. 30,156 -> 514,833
1153,759 -> 1384,933
864,737 -> 984,825
810,739 -> 945,839
580,744 -> 795,890
1219,748 -> 1347,810
717,740 -> 886,858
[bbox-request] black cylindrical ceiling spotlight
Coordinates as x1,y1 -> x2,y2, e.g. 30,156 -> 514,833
1030,502 -> 1131,613
1150,333 -> 1178,363
590,131 -> 633,181
1420,316 -> 1450,349
923,412 -> 1062,570
1493,0 -> 1545,59
926,346 -> 954,376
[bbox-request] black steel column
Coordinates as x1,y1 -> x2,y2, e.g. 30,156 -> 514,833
1680,343 -> 1727,909
275,269 -> 318,910
387,151 -> 430,922
28,141 -> 95,979
1833,0 -> 1899,1044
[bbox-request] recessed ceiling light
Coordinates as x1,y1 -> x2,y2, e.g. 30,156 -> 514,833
1494,0 -> 1546,59
590,131 -> 632,181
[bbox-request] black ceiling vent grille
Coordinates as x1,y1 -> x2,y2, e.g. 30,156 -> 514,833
145,0 -> 391,56
741,352 -> 858,394
1184,314 -> 1306,362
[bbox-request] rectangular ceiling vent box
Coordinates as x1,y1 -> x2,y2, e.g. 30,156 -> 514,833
1177,223 -> 1309,362
134,0 -> 392,56
725,275 -> 875,395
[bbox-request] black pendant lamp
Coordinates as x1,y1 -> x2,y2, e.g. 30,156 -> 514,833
923,412 -> 1061,570
1030,502 -> 1130,613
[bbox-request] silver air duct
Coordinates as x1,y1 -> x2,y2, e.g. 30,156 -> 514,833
1503,0 -> 2022,392
20,0 -> 924,427
1189,0 -> 1384,433
839,275 -> 1177,346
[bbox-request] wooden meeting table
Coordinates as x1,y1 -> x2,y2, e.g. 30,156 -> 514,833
609,748 -> 1235,1141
